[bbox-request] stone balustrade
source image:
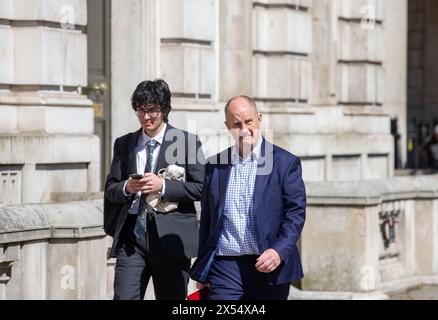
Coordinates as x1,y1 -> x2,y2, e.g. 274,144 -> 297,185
0,198 -> 196,300
298,174 -> 438,299
2,174 -> 438,299
0,200 -> 106,299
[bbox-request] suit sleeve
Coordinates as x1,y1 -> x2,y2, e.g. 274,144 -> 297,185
162,135 -> 206,202
197,163 -> 212,256
271,157 -> 306,264
104,138 -> 132,204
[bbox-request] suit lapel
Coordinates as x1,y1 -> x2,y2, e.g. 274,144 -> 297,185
217,148 -> 232,216
128,129 -> 142,174
155,123 -> 175,174
253,138 -> 274,212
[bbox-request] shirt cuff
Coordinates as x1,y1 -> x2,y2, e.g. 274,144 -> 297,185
159,178 -> 166,196
122,180 -> 132,197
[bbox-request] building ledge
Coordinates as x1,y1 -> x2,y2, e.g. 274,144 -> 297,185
0,200 -> 104,244
307,174 -> 438,205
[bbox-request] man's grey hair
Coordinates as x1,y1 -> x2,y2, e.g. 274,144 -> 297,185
224,95 -> 259,117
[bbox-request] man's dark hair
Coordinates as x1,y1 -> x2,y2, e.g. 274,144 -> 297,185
131,79 -> 172,122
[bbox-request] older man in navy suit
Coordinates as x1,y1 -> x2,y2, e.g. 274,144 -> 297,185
190,95 -> 306,300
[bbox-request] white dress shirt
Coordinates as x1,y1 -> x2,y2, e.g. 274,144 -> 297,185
123,124 -> 167,214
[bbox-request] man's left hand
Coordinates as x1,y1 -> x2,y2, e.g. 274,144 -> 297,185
255,249 -> 282,273
141,173 -> 163,194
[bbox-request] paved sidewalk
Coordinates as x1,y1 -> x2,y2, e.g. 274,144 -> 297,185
389,286 -> 438,300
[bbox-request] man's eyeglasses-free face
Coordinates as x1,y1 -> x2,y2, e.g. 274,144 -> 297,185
135,107 -> 161,118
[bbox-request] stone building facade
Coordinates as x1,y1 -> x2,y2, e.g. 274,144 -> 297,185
0,0 -> 99,205
2,0 -> 438,300
0,0 -> 410,205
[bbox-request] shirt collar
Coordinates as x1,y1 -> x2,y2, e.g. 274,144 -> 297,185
231,135 -> 263,164
141,123 -> 167,146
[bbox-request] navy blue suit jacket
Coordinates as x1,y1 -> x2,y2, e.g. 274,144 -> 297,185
190,138 -> 306,285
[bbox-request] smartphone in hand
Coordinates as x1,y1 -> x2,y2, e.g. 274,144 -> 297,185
130,174 -> 144,180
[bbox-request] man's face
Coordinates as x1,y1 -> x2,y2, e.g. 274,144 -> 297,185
135,104 -> 165,133
225,98 -> 262,151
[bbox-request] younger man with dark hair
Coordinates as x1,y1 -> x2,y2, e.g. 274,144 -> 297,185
104,79 -> 205,300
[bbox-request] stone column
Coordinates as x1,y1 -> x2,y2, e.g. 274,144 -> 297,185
159,0 -> 216,100
252,0 -> 312,106
111,0 -> 218,145
384,0 -> 408,168
219,0 -> 253,101
111,0 -> 160,144
309,0 -> 338,106
336,0 -> 385,107
0,0 -> 100,205
159,0 -> 218,134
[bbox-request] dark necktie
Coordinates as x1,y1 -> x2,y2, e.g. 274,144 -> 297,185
134,139 -> 159,239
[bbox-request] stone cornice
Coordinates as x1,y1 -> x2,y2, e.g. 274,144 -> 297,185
0,91 -> 92,107
307,175 -> 438,206
0,19 -> 86,32
0,200 -> 104,244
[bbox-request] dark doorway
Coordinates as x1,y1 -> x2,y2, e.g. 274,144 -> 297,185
407,0 -> 438,169
87,0 -> 111,189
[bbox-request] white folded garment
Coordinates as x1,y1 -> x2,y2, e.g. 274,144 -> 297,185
147,164 -> 185,213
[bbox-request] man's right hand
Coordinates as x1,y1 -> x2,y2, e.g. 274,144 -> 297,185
125,176 -> 145,194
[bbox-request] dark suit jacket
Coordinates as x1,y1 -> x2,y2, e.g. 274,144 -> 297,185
190,138 -> 306,285
104,124 -> 205,260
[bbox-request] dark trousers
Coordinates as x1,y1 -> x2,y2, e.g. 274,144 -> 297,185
113,214 -> 191,300
208,255 -> 290,300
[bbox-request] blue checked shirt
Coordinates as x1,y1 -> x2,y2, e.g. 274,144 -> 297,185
217,137 -> 263,256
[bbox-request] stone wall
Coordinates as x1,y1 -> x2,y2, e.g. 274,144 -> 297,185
0,199 -> 198,300
0,0 -> 409,207
298,174 -> 438,299
2,175 -> 438,300
0,0 -> 100,206
0,0 -> 411,205
110,0 -> 402,183
384,0 -> 408,166
0,200 -> 106,299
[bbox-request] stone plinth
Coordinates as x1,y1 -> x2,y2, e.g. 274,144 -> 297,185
0,199 -> 199,300
0,200 -> 106,299
299,174 -> 438,299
